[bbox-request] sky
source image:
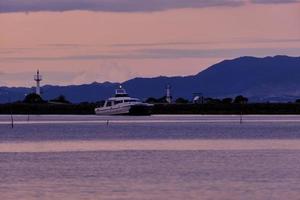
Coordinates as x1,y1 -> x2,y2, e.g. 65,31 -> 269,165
0,0 -> 300,86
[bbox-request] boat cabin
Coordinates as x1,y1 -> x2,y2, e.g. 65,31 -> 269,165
104,98 -> 140,107
115,86 -> 129,97
102,86 -> 141,107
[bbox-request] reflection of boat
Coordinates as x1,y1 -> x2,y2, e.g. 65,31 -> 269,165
95,86 -> 153,115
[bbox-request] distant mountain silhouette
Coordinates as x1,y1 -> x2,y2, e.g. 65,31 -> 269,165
1,55 -> 300,103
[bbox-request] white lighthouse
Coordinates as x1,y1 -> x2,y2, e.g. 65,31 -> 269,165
34,69 -> 42,95
166,84 -> 172,104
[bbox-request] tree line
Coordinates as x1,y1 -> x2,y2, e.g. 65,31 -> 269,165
2,93 -> 300,115
20,93 -> 250,105
145,95 -> 249,104
11,93 -> 300,105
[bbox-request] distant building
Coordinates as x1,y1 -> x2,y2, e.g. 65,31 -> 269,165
193,93 -> 204,104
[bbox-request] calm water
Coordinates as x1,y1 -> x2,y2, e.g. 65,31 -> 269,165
1,115 -> 300,200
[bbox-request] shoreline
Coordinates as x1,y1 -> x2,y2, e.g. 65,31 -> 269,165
1,103 -> 300,115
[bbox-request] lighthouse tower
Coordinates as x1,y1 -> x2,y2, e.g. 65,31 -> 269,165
166,84 -> 172,104
34,69 -> 42,95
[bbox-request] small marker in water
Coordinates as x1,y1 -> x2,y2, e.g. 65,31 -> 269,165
240,112 -> 243,124
10,114 -> 14,128
106,120 -> 109,126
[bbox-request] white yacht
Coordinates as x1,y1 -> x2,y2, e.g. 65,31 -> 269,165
95,86 -> 153,115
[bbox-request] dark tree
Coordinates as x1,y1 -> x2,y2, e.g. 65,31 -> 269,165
175,97 -> 189,104
205,98 -> 222,104
145,96 -> 168,104
157,96 -> 168,103
222,98 -> 233,104
23,93 -> 45,104
50,95 -> 71,104
145,97 -> 159,104
234,95 -> 248,104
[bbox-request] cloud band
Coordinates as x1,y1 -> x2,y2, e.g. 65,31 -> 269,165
0,0 -> 246,13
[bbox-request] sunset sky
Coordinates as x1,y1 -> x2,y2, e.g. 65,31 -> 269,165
0,0 -> 300,86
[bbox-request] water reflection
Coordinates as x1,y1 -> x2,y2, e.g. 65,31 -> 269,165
1,139 -> 300,153
1,150 -> 300,200
1,115 -> 300,200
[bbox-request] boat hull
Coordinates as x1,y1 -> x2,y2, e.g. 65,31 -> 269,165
95,103 -> 152,115
128,105 -> 152,116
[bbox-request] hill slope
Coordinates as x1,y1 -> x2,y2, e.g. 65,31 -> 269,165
1,55 -> 300,103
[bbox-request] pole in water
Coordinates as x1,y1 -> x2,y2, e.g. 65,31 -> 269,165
10,114 -> 14,128
106,120 -> 109,126
240,112 -> 243,124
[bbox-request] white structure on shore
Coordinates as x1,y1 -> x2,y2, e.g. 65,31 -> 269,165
166,84 -> 172,103
34,70 -> 42,95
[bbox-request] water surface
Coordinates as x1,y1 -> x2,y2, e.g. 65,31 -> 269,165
1,115 -> 300,200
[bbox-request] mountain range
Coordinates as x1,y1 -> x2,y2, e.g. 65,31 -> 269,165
1,55 -> 300,103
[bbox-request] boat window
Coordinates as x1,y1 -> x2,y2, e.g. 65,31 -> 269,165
124,99 -> 138,103
116,89 -> 126,94
114,100 -> 123,105
115,94 -> 128,97
106,101 -> 112,106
